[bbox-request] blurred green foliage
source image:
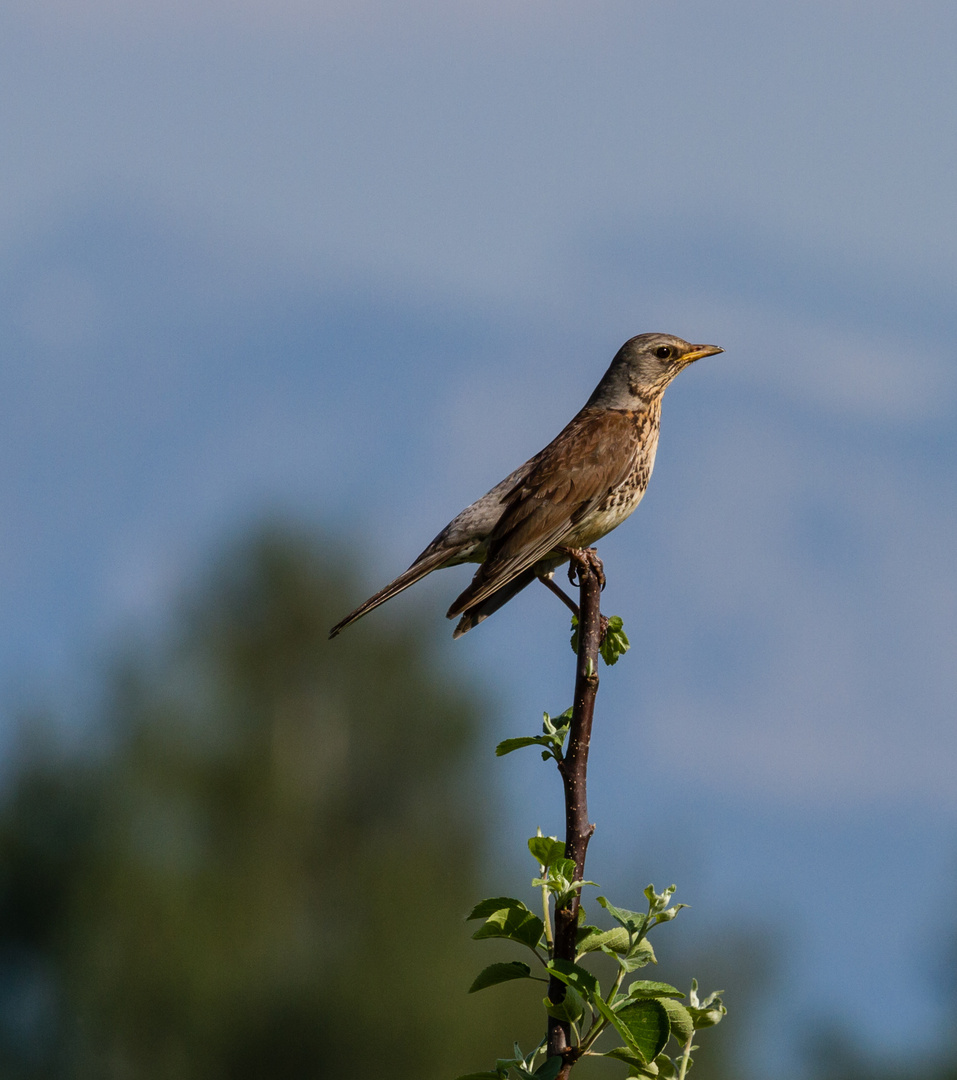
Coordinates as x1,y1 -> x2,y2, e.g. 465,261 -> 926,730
3,525 -> 954,1080
0,528 -> 536,1079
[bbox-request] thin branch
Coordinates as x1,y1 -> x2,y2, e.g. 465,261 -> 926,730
536,571 -> 581,618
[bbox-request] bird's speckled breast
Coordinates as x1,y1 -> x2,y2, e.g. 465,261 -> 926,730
563,404 -> 661,548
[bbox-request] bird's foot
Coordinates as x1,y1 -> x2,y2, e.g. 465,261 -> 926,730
559,547 -> 606,590
551,549 -> 610,642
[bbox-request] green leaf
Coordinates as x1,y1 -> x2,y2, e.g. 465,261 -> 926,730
509,1067 -> 537,1080
652,905 -> 688,924
643,884 -> 677,913
687,980 -> 726,1028
687,1004 -> 726,1029
543,707 -> 573,733
536,861 -> 594,908
593,994 -> 646,1063
454,1074 -> 504,1080
659,999 -> 695,1042
628,1064 -> 660,1078
575,924 -> 603,950
546,958 -> 600,997
599,616 -> 631,665
581,926 -> 655,968
494,1044 -> 534,1077
528,835 -> 566,868
468,896 -> 529,921
497,711 -> 573,759
549,857 -> 578,883
469,962 -> 533,993
603,1047 -> 648,1067
578,926 -> 630,954
472,905 -> 545,951
543,982 -> 586,1023
629,940 -> 657,966
606,940 -> 657,972
597,896 -> 648,936
627,981 -> 684,998
496,736 -> 555,757
655,1054 -> 677,1078
533,1057 -> 563,1080
572,615 -> 631,665
614,999 -> 671,1064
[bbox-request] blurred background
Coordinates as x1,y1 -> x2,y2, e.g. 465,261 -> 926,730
2,1 -> 956,1077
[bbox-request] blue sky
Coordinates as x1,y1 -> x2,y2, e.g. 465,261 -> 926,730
3,1 -> 957,1073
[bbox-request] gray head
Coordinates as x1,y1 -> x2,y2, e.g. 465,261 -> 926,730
586,332 -> 723,409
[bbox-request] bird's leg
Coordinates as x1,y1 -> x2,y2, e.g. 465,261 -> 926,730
545,554 -> 610,640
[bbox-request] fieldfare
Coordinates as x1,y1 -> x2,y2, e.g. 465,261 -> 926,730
329,332 -> 722,639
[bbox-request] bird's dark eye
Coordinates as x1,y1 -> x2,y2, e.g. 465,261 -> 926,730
654,345 -> 673,359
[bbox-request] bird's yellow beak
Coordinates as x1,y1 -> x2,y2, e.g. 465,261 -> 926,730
681,344 -> 724,364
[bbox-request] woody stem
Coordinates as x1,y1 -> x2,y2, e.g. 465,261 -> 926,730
545,547 -> 602,1077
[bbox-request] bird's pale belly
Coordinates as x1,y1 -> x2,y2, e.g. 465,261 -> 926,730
562,433 -> 658,548
562,485 -> 647,547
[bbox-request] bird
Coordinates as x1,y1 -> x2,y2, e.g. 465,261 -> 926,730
329,332 -> 722,640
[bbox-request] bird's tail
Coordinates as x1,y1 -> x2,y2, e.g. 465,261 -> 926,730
329,549 -> 454,638
450,567 -> 538,638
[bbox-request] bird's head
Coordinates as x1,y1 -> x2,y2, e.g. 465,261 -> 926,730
587,332 -> 723,408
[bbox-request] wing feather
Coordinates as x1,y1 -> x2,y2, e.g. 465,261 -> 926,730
447,409 -> 639,617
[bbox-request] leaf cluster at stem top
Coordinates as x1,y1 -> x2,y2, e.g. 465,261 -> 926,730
464,860 -> 725,1080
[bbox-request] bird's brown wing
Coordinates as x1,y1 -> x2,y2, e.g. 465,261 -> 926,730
447,408 -> 639,617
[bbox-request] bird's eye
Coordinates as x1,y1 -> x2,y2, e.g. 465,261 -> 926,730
654,345 -> 673,359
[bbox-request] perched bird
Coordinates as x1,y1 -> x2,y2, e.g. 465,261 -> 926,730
330,332 -> 722,639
